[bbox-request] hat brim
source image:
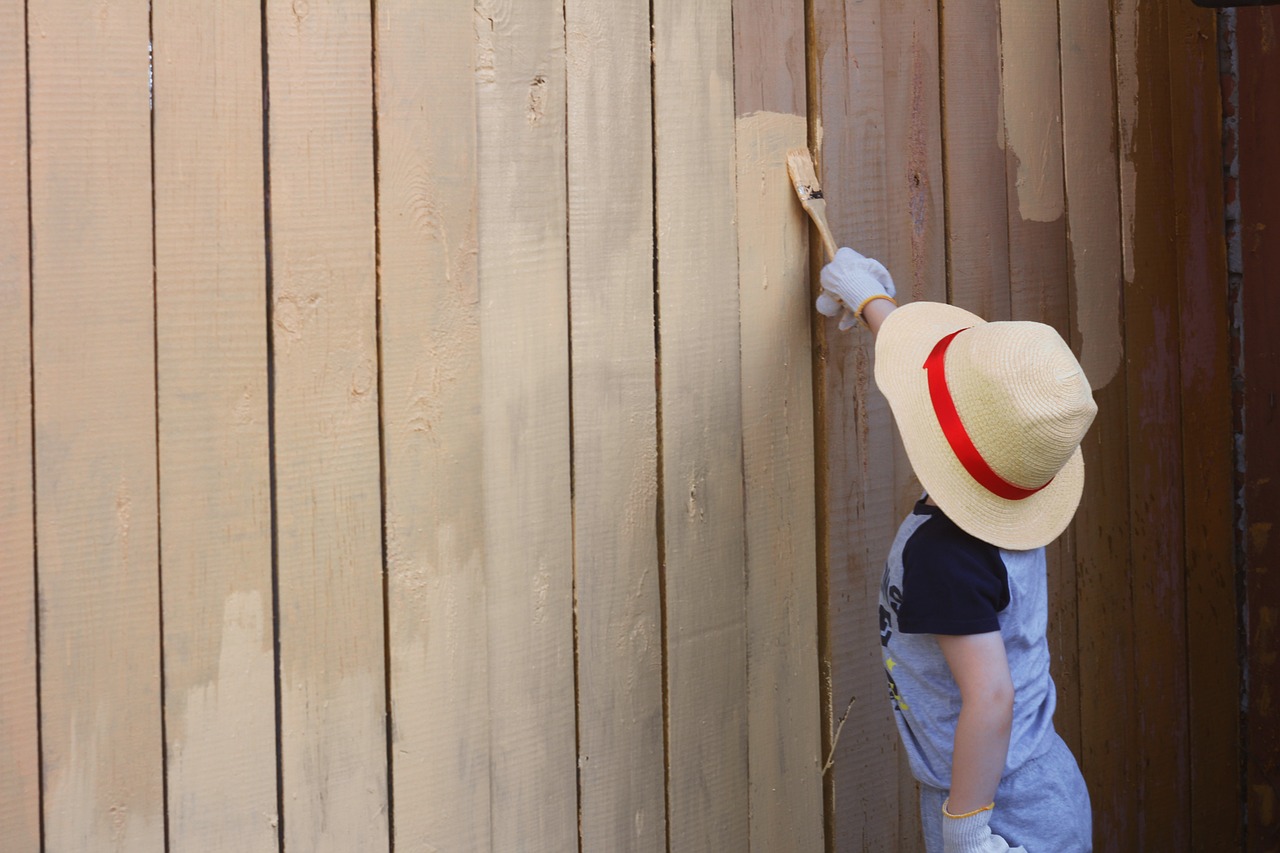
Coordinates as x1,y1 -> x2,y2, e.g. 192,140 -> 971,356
874,302 -> 1085,551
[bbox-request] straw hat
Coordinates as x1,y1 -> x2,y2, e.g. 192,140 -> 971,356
874,302 -> 1097,550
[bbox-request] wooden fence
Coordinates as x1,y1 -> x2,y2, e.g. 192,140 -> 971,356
0,0 -> 1241,851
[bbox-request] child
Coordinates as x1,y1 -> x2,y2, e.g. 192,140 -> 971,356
817,248 -> 1095,853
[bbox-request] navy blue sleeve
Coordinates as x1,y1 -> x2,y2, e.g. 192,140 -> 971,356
897,517 -> 1009,635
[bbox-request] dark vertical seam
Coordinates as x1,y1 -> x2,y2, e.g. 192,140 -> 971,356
146,3 -> 172,848
367,1 -> 395,849
258,1 -> 285,848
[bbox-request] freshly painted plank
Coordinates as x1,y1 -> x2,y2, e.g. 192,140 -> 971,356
263,2 -> 388,848
474,3 -> 578,848
996,0 -> 1079,757
1236,8 -> 1280,850
1164,7 -> 1238,851
1114,0 -> 1191,847
731,1 -> 824,849
374,2 -> 490,849
27,1 -> 165,848
939,0 -> 1011,320
1060,0 -> 1138,848
564,0 -> 666,849
0,2 -> 39,848
653,1 -> 750,848
152,3 -> 279,849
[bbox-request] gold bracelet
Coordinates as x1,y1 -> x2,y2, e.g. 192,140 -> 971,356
942,800 -> 995,820
856,293 -> 898,327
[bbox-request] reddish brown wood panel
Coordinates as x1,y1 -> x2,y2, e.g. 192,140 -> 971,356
1165,6 -> 1240,852
1114,0 -> 1192,847
1238,8 -> 1280,851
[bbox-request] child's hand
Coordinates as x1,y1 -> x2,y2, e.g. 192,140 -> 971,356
816,246 -> 896,330
941,800 -> 1028,853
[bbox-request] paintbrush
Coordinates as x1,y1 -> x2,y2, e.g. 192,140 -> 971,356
786,147 -> 853,327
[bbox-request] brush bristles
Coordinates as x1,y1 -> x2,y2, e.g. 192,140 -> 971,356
786,148 -> 822,200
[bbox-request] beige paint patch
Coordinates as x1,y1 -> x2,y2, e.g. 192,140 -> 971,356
1000,0 -> 1065,223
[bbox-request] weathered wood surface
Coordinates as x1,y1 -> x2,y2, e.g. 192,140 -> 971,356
475,2 -> 579,849
1238,8 -> 1280,850
565,0 -> 667,849
0,3 -> 39,848
653,2 -> 750,849
375,1 -> 490,849
28,0 -> 166,848
264,1 -> 388,848
152,1 -> 279,850
732,1 -> 825,850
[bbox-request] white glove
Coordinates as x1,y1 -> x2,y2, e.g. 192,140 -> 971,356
941,800 -> 1027,853
816,246 -> 897,330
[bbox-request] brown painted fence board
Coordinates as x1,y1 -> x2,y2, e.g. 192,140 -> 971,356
565,0 -> 666,849
152,1 -> 278,849
653,2 -> 750,849
732,2 -> 825,850
374,1 -> 491,849
475,2 -> 579,848
0,2 -> 39,848
264,2 -> 388,848
28,0 -> 166,847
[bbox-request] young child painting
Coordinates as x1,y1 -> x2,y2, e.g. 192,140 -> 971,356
817,247 -> 1096,853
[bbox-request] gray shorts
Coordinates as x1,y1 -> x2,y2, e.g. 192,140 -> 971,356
919,732 -> 1092,852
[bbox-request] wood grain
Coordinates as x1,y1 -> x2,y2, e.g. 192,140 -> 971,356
0,2 -> 39,847
28,0 -> 165,846
564,0 -> 667,849
374,1 -> 490,849
1114,0 -> 1191,846
263,1 -> 389,847
474,2 -> 578,848
653,1 -> 750,848
732,1 -> 825,849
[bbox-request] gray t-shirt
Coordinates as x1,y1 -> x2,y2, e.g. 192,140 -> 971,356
879,498 -> 1058,791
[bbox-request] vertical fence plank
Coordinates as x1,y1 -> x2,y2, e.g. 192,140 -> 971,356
1114,0 -> 1191,848
997,0 -> 1080,757
264,1 -> 388,848
375,2 -> 489,850
474,3 -> 578,848
1060,0 -> 1137,848
939,0 -> 1011,320
564,0 -> 666,850
653,2 -> 749,849
1164,7 -> 1238,851
152,3 -> 278,849
731,1 -> 824,850
27,1 -> 165,848
0,2 -> 39,848
810,2 -> 904,848
1237,8 -> 1280,850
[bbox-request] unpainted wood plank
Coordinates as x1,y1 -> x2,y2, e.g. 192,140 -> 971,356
996,0 -> 1080,759
1237,8 -> 1280,850
1163,7 -> 1239,851
731,1 -> 824,849
1113,0 -> 1191,847
473,3 -> 578,849
0,3 -> 39,848
939,0 -> 1011,321
27,1 -> 165,847
564,1 -> 666,850
373,2 -> 490,850
1059,0 -> 1139,847
151,3 -> 278,849
810,0 -> 945,849
810,3 -> 902,848
653,1 -> 750,849
263,2 -> 388,848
